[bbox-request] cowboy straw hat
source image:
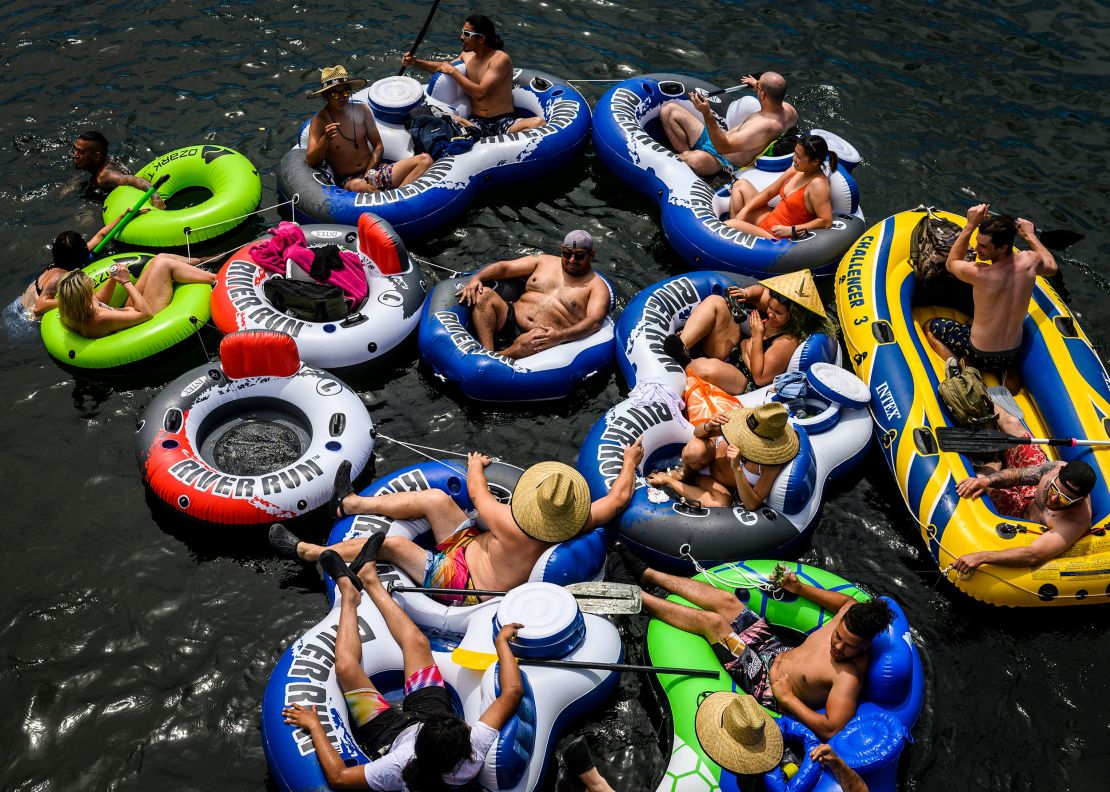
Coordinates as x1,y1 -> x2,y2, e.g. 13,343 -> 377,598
695,692 -> 784,775
721,402 -> 800,466
758,269 -> 826,319
310,65 -> 368,96
510,462 -> 592,543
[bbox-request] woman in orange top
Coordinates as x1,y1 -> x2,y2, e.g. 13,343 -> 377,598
725,134 -> 838,239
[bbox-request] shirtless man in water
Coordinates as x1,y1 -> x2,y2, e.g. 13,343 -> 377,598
270,442 -> 643,605
459,230 -> 610,360
305,65 -> 433,193
616,545 -> 893,740
924,205 -> 1057,392
401,14 -> 545,137
659,72 -> 798,178
71,131 -> 166,208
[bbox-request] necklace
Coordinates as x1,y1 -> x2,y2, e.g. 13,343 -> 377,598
324,110 -> 360,149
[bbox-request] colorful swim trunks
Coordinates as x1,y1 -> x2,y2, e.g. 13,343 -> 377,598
422,522 -> 483,605
344,664 -> 451,757
336,161 -> 395,191
711,609 -> 791,712
988,431 -> 1048,518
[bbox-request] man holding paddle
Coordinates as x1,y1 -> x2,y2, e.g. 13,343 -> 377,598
271,441 -> 643,606
659,72 -> 797,177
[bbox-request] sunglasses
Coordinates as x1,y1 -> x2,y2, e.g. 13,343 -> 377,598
561,247 -> 590,261
460,29 -> 484,39
1047,474 -> 1083,507
326,88 -> 352,98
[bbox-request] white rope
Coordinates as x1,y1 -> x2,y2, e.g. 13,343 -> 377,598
566,78 -> 628,84
677,544 -> 782,598
184,195 -> 298,257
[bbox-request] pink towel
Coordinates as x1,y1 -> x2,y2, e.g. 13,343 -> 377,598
248,221 -> 306,274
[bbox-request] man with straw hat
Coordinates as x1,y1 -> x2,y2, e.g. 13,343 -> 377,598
695,692 -> 784,776
647,402 -> 799,510
613,546 -> 893,740
271,442 -> 643,605
305,65 -> 433,193
662,268 -> 836,395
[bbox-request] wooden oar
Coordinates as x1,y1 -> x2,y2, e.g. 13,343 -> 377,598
935,426 -> 1110,454
386,581 -> 642,615
92,173 -> 170,254
451,647 -> 720,679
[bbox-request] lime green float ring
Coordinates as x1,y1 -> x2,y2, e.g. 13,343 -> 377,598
40,253 -> 213,369
102,145 -> 261,247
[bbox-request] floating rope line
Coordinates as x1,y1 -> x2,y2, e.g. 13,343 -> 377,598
373,432 -> 520,478
677,543 -> 783,599
184,194 -> 299,258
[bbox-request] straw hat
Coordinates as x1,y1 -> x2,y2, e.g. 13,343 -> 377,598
695,693 -> 783,774
510,462 -> 592,543
721,403 -> 799,466
310,65 -> 368,96
758,269 -> 826,319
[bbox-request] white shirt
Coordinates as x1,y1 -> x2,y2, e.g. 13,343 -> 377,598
362,720 -> 499,790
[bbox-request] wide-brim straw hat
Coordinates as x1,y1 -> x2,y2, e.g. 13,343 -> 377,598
510,462 -> 592,543
758,269 -> 826,319
695,692 -> 784,775
721,402 -> 799,466
310,65 -> 368,96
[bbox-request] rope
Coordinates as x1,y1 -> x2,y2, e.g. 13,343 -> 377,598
184,195 -> 298,258
677,543 -> 783,600
411,254 -> 462,279
372,432 -> 515,477
566,78 -> 628,84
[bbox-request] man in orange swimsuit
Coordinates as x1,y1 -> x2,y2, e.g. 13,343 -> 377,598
270,442 -> 642,605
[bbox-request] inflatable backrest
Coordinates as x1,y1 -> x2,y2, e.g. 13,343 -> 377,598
761,716 -> 822,792
830,167 -> 859,214
427,60 -> 471,116
789,332 -> 838,372
531,527 -> 607,585
357,213 -> 402,275
219,330 -> 300,379
724,94 -> 761,129
767,426 -> 816,516
863,607 -> 912,706
489,669 -> 536,789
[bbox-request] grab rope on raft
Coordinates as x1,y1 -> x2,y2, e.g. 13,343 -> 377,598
678,543 -> 785,600
373,431 -> 509,477
183,194 -> 299,258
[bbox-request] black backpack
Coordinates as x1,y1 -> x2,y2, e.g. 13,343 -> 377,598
263,278 -> 348,322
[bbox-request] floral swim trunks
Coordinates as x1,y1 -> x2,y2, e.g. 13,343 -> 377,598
422,521 -> 483,606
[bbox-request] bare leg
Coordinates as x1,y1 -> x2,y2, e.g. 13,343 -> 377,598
922,323 -> 954,361
678,295 -> 740,360
644,566 -> 745,619
728,178 -> 761,218
580,768 -> 615,792
688,357 -> 749,395
723,215 -> 776,238
392,153 -> 434,187
642,592 -> 735,642
341,177 -> 380,194
130,253 -> 217,313
506,117 -> 545,134
356,563 -> 435,680
679,437 -> 715,475
338,488 -> 470,543
470,289 -> 510,350
334,577 -> 376,693
660,102 -> 703,153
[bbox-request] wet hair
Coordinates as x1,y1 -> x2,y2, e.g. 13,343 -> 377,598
401,717 -> 473,791
465,14 -> 503,49
758,71 -> 787,103
798,134 -> 839,177
56,270 -> 96,331
768,291 -> 838,343
52,231 -> 89,269
77,130 -> 109,157
1059,460 -> 1096,499
842,599 -> 894,641
977,214 -> 1017,252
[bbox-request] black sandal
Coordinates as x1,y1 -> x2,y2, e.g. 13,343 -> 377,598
329,460 -> 354,519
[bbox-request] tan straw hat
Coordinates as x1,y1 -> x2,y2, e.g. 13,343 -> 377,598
510,462 -> 592,542
695,692 -> 784,774
721,403 -> 799,466
758,269 -> 826,318
310,65 -> 368,96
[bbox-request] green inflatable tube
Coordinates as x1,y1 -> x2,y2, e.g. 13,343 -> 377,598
646,560 -> 867,791
40,253 -> 213,369
102,145 -> 261,247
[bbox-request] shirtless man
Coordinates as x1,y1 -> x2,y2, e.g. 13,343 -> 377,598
459,230 -> 610,360
271,441 -> 643,605
924,205 -> 1057,392
659,72 -> 798,178
401,14 -> 544,137
954,457 -> 1096,575
616,546 -> 893,740
71,131 -> 166,209
305,65 -> 433,193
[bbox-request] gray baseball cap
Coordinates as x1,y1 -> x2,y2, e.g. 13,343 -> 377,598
562,230 -> 594,250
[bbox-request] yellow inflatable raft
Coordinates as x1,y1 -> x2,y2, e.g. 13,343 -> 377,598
835,209 -> 1110,607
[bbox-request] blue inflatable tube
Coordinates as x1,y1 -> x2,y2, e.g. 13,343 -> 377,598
278,67 -> 592,241
592,73 -> 865,277
418,274 -> 616,402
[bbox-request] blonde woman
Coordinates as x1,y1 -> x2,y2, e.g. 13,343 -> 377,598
56,254 -> 215,338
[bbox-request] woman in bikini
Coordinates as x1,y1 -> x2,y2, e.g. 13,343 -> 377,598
663,269 -> 836,395
646,403 -> 799,509
55,253 -> 216,338
21,216 -> 128,319
725,133 -> 838,239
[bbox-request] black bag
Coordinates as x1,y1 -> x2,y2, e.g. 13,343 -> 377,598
263,278 -> 348,322
909,206 -> 975,315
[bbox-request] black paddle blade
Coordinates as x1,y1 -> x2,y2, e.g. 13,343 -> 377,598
935,426 -> 1030,453
1037,228 -> 1084,251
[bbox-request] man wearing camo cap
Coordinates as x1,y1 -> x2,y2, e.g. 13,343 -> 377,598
458,230 -> 610,359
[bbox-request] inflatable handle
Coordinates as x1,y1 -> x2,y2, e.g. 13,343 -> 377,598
94,174 -> 170,254
219,330 -> 301,379
761,716 -> 821,792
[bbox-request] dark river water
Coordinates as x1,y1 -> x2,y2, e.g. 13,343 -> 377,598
2,1 -> 1109,790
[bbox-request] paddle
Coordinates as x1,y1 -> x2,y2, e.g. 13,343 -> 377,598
1036,228 -> 1084,252
935,426 -> 1110,454
386,581 -> 642,615
398,0 -> 443,77
92,174 -> 170,255
706,72 -> 763,98
451,647 -> 721,679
